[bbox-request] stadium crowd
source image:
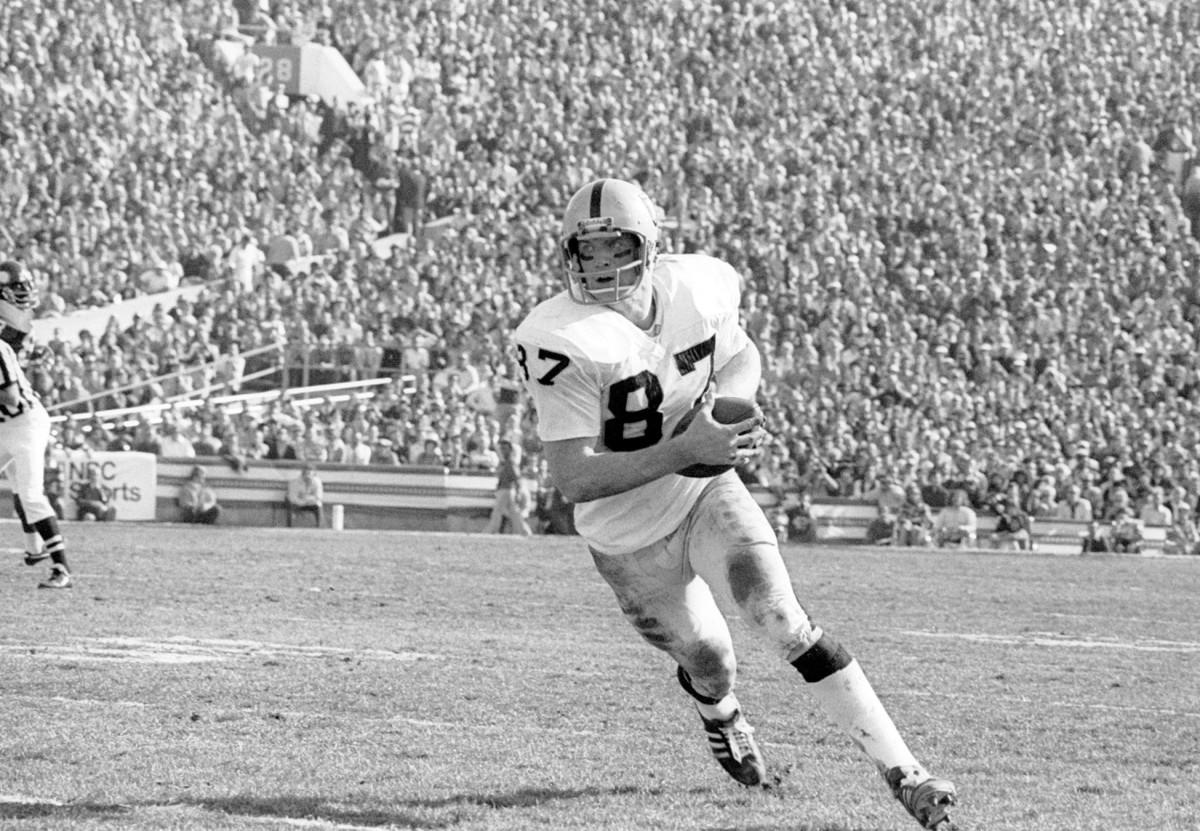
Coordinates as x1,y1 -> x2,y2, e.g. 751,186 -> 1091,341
5,0 -> 1200,549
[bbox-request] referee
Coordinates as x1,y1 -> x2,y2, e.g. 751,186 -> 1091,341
0,260 -> 71,588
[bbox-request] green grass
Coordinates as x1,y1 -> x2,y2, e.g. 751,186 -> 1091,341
1,523 -> 1197,830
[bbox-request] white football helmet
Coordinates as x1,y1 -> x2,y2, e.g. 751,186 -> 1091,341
560,178 -> 659,305
0,260 -> 37,310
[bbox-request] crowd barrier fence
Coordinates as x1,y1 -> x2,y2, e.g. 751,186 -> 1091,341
0,456 -> 1170,554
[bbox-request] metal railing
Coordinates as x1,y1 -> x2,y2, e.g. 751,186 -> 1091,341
46,341 -> 286,420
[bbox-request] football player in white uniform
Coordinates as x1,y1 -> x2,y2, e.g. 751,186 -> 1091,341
514,180 -> 957,830
0,260 -> 71,588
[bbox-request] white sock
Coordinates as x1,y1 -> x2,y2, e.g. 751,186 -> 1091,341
695,692 -> 740,723
25,532 -> 42,553
806,659 -> 921,773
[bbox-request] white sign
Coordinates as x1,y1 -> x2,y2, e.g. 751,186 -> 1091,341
57,451 -> 158,521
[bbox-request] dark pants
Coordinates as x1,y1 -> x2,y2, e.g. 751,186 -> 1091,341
287,502 -> 323,527
182,506 -> 221,524
77,501 -> 116,521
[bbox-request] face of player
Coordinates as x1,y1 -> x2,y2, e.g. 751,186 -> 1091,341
575,233 -> 641,299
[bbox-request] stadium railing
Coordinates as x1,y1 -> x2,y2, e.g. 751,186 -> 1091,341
1,451 -> 1169,552
748,494 -> 1167,555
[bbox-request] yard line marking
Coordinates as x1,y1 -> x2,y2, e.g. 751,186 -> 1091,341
886,689 -> 1200,719
239,817 -> 396,830
0,795 -> 64,806
7,694 -> 147,709
233,817 -> 394,830
900,630 -> 1200,653
141,805 -> 390,831
390,716 -> 601,736
0,637 -> 444,665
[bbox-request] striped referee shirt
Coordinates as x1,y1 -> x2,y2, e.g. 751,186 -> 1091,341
0,339 -> 39,420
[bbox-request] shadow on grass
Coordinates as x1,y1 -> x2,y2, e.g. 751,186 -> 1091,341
189,795 -> 431,828
405,783 -> 677,809
0,800 -> 131,820
0,792 -> 880,831
703,825 -> 878,831
191,785 -> 683,828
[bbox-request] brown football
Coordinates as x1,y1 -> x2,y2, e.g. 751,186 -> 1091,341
672,396 -> 763,478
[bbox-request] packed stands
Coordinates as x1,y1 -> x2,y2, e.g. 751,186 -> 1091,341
4,0 -> 1200,548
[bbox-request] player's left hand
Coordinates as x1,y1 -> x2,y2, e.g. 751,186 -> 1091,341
732,419 -> 768,464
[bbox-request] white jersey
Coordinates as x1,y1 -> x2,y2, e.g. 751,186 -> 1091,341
514,254 -> 751,554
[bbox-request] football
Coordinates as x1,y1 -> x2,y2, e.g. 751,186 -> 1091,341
672,395 -> 764,478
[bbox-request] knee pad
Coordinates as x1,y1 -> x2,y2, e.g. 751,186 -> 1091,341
790,633 -> 853,683
676,641 -> 736,702
677,665 -> 723,705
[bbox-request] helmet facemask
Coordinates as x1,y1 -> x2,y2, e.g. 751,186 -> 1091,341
0,261 -> 37,311
562,223 -> 655,305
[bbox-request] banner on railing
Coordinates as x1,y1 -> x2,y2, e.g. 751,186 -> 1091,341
0,451 -> 158,521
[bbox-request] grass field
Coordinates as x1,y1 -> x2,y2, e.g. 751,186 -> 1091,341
0,521 -> 1197,831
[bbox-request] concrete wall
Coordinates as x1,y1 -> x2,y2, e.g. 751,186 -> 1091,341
154,458 -> 495,533
2,455 -> 1170,554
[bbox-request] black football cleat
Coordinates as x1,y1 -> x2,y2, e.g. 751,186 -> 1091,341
697,708 -> 766,786
885,765 -> 958,829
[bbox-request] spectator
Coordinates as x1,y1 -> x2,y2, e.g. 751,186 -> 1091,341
990,495 -> 1033,552
918,464 -> 952,511
1077,470 -> 1105,519
1138,487 -> 1173,529
1081,521 -> 1113,554
485,438 -> 531,535
832,465 -> 862,499
466,435 -> 500,471
131,418 -> 163,456
159,421 -> 197,458
864,504 -> 897,546
942,456 -> 989,510
285,463 -> 325,527
346,428 -> 373,465
933,489 -> 977,549
220,431 -> 251,473
228,234 -> 265,292
43,454 -> 65,520
1054,483 -> 1094,521
1103,485 -> 1136,522
863,472 -> 906,515
894,483 -> 934,547
784,491 -> 820,545
75,467 -> 117,522
1166,500 -> 1200,556
1110,508 -> 1145,554
414,437 -> 443,466
532,458 -> 576,536
1099,469 -> 1132,518
390,151 -> 426,236
178,466 -> 221,524
1025,475 -> 1059,519
796,457 -> 839,499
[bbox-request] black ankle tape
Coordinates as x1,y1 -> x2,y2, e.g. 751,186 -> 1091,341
676,665 -> 724,706
790,634 -> 852,683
